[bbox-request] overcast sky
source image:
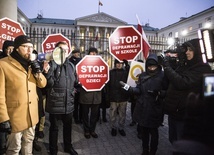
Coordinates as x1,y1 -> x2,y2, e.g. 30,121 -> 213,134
18,0 -> 214,29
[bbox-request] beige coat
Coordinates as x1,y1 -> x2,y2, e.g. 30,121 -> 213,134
0,56 -> 47,132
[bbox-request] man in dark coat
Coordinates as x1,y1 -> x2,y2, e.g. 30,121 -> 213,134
107,59 -> 130,137
44,41 -> 78,155
131,53 -> 166,155
161,39 -> 212,144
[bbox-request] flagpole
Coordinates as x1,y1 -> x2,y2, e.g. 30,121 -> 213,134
98,0 -> 100,13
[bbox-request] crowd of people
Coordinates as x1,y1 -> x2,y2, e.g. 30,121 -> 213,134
0,35 -> 213,155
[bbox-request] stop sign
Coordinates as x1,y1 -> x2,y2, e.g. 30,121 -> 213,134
109,26 -> 142,61
0,17 -> 25,51
76,55 -> 109,91
42,33 -> 71,53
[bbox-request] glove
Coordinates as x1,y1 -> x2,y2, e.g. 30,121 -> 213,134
30,60 -> 41,74
158,54 -> 170,68
119,81 -> 130,91
0,121 -> 11,134
123,59 -> 129,66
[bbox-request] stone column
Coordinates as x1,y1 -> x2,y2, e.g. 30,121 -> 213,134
0,0 -> 17,21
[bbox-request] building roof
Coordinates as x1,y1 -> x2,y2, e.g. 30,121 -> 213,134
30,16 -> 75,25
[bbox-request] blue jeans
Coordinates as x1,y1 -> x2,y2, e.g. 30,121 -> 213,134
168,115 -> 184,144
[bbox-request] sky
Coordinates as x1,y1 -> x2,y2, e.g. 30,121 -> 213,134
17,0 -> 214,29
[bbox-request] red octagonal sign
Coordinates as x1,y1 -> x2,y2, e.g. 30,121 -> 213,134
76,55 -> 109,92
0,17 -> 25,51
109,26 -> 142,62
42,33 -> 71,53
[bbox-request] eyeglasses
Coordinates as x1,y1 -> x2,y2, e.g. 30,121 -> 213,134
20,45 -> 34,50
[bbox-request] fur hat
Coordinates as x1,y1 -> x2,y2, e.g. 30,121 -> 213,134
14,35 -> 32,49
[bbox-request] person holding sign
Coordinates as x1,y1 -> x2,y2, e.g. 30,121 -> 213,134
79,47 -> 102,139
44,41 -> 78,155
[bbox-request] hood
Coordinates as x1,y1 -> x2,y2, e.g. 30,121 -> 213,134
145,53 -> 162,73
182,38 -> 203,66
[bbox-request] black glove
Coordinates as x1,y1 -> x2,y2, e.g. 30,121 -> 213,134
123,59 -> 129,66
30,60 -> 41,74
158,54 -> 170,68
0,121 -> 11,134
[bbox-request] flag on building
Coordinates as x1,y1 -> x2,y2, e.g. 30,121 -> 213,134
136,15 -> 150,60
99,1 -> 103,6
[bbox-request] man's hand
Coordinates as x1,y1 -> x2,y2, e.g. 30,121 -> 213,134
30,60 -> 41,74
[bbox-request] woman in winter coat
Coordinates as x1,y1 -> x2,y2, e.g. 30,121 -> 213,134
131,53 -> 167,155
161,38 -> 212,144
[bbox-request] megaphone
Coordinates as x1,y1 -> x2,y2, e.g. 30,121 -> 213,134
30,47 -> 66,65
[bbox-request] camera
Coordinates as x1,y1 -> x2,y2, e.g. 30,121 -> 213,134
158,45 -> 187,69
203,73 -> 214,100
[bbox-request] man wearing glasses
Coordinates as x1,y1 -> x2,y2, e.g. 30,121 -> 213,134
0,35 -> 47,154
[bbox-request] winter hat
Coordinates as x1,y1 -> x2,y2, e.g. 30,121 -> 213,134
14,35 -> 32,49
2,40 -> 14,51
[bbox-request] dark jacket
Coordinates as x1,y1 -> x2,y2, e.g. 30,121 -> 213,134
69,56 -> 81,66
45,59 -> 78,114
107,64 -> 130,102
79,88 -> 102,104
133,54 -> 166,128
163,39 -> 212,120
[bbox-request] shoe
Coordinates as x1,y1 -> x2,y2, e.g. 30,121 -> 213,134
111,128 -> 117,136
84,132 -> 91,139
64,147 -> 78,155
90,132 -> 98,138
102,117 -> 107,122
137,133 -> 142,139
129,121 -> 136,126
37,131 -> 44,139
118,129 -> 126,136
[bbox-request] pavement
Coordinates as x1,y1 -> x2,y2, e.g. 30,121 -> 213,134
34,102 -> 172,155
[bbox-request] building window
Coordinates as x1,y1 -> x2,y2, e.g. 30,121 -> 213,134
205,17 -> 211,22
199,23 -> 202,28
168,32 -> 172,37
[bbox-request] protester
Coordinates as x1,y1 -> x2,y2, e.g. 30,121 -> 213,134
69,49 -> 82,124
79,47 -> 101,139
44,41 -> 78,155
160,38 -> 212,144
0,40 -> 14,59
129,53 -> 167,155
107,59 -> 130,137
0,35 -> 47,154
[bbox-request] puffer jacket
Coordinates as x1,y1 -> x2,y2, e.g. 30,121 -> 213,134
133,54 -> 166,128
45,59 -> 78,114
163,39 -> 212,120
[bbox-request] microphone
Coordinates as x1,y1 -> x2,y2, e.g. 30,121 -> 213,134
119,81 -> 130,91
